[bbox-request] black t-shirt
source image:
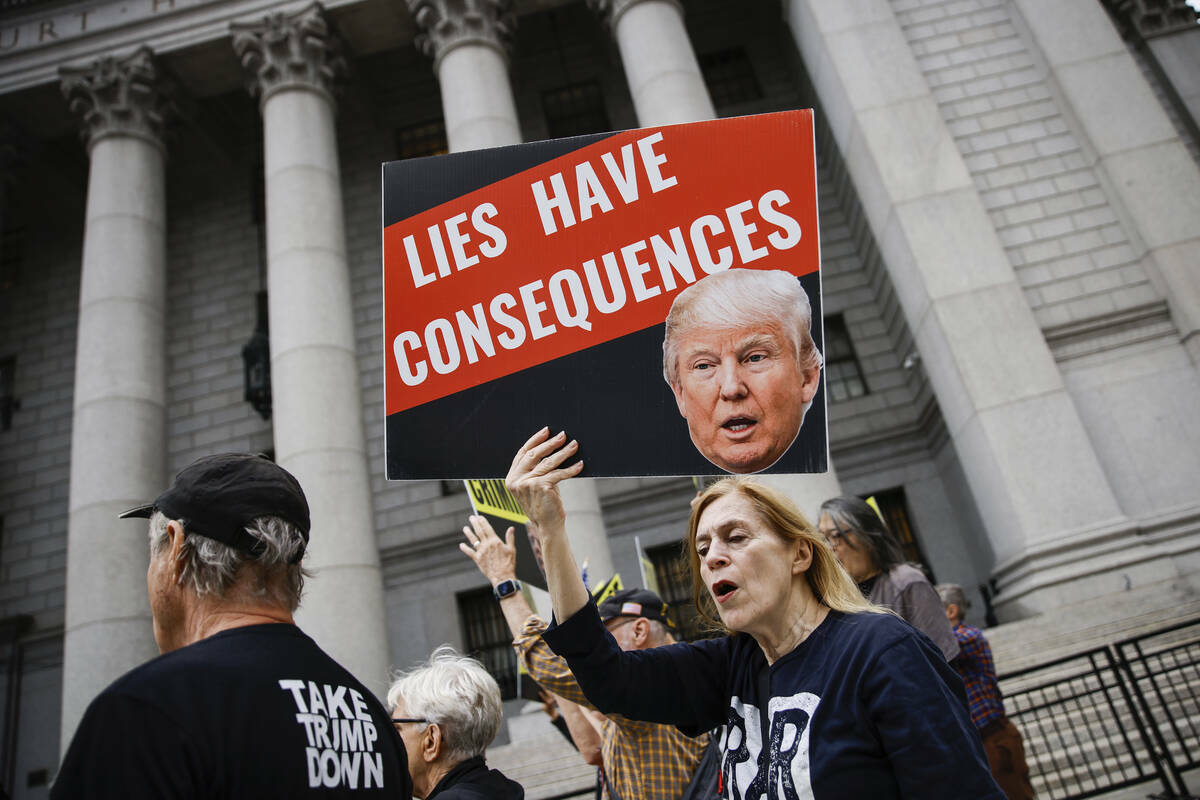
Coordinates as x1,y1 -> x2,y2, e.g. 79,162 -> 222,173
52,623 -> 412,799
545,602 -> 1004,800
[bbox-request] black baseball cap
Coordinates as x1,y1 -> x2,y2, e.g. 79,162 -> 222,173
119,453 -> 311,558
598,588 -> 674,629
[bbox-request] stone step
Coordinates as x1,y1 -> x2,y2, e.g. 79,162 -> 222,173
487,705 -> 594,800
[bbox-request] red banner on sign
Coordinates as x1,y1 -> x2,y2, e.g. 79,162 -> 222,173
383,111 -> 819,417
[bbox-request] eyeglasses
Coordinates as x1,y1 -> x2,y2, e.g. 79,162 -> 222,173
820,523 -> 851,550
391,717 -> 429,725
603,616 -> 639,634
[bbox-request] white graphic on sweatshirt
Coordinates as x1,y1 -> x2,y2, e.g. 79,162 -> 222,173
279,680 -> 386,789
720,692 -> 819,800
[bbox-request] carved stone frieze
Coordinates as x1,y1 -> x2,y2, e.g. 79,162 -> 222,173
1105,0 -> 1200,38
406,0 -> 515,67
231,2 -> 347,106
59,46 -> 173,152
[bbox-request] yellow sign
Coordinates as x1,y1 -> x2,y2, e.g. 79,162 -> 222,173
464,479 -> 528,524
591,574 -> 623,605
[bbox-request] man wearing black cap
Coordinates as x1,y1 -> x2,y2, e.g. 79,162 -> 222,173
460,515 -> 706,800
51,453 -> 412,799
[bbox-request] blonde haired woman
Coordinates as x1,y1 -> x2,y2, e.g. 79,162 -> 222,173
502,429 -> 1002,800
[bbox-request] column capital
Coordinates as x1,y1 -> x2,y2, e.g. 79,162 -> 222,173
406,0 -> 516,69
59,46 -> 173,153
587,0 -> 682,29
1103,0 -> 1199,38
231,2 -> 347,107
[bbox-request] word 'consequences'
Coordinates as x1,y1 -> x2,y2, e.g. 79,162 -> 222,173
392,190 -> 804,387
279,679 -> 385,790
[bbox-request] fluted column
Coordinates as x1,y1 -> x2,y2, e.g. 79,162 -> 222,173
408,0 -> 521,152
589,0 -> 715,125
232,3 -> 389,695
58,46 -> 171,750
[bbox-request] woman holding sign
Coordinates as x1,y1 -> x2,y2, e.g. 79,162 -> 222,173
505,429 -> 1002,800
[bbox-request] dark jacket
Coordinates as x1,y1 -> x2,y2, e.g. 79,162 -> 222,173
428,756 -> 524,800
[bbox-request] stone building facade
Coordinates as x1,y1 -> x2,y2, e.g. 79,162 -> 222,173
0,0 -> 1197,794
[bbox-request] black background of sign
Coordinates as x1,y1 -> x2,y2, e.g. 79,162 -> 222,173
383,126 -> 827,479
384,131 -> 615,226
386,271 -> 826,479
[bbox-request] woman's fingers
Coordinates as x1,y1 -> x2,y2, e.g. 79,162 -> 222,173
510,427 -> 551,471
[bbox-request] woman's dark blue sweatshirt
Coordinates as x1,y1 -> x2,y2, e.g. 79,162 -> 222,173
543,602 -> 1005,800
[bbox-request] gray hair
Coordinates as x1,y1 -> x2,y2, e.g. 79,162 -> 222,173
936,583 -> 970,621
387,645 -> 503,763
663,269 -> 822,387
149,511 -> 311,612
818,496 -> 905,573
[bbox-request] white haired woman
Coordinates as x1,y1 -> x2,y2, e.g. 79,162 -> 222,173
388,645 -> 524,799
507,429 -> 1003,800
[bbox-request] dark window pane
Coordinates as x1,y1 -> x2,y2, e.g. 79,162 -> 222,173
396,119 -> 448,160
542,82 -> 611,139
868,487 -> 935,582
0,356 -> 15,432
457,586 -> 518,700
699,48 -> 763,109
0,224 -> 23,291
823,315 -> 868,402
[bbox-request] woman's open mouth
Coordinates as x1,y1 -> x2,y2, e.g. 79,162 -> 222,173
712,580 -> 739,604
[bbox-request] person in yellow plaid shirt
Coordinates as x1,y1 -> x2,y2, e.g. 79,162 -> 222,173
460,514 -> 707,800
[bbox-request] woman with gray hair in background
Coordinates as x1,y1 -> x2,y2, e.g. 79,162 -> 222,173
817,496 -> 960,661
388,645 -> 524,799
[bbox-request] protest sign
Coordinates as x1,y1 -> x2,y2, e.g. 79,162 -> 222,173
463,479 -> 544,590
383,110 -> 826,478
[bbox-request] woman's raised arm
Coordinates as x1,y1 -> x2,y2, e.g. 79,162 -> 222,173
505,428 -> 589,622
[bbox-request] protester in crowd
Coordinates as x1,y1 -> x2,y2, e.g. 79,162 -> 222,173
817,495 -> 959,661
53,453 -> 411,799
662,268 -> 824,474
938,584 -> 1034,800
388,645 -> 524,799
507,428 -> 1003,800
459,514 -> 707,800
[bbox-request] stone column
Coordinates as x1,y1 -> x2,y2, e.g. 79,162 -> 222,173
406,0 -> 629,587
589,0 -> 715,126
1012,0 -> 1200,364
58,46 -> 171,750
232,3 -> 389,695
785,0 -> 1134,616
407,0 -> 522,152
756,467 -> 843,529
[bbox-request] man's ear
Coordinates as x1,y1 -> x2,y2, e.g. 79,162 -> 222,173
631,618 -> 652,648
670,379 -> 689,418
798,363 -> 822,404
166,520 -> 188,582
792,539 -> 814,576
423,723 -> 442,763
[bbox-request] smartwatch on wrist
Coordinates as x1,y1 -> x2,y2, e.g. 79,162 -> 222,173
493,579 -> 522,601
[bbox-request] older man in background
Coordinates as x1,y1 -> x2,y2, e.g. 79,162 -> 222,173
662,268 -> 823,474
388,645 -> 524,799
52,453 -> 410,799
938,584 -> 1033,800
459,514 -> 706,800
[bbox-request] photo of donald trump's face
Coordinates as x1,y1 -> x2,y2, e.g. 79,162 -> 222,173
662,269 -> 823,474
